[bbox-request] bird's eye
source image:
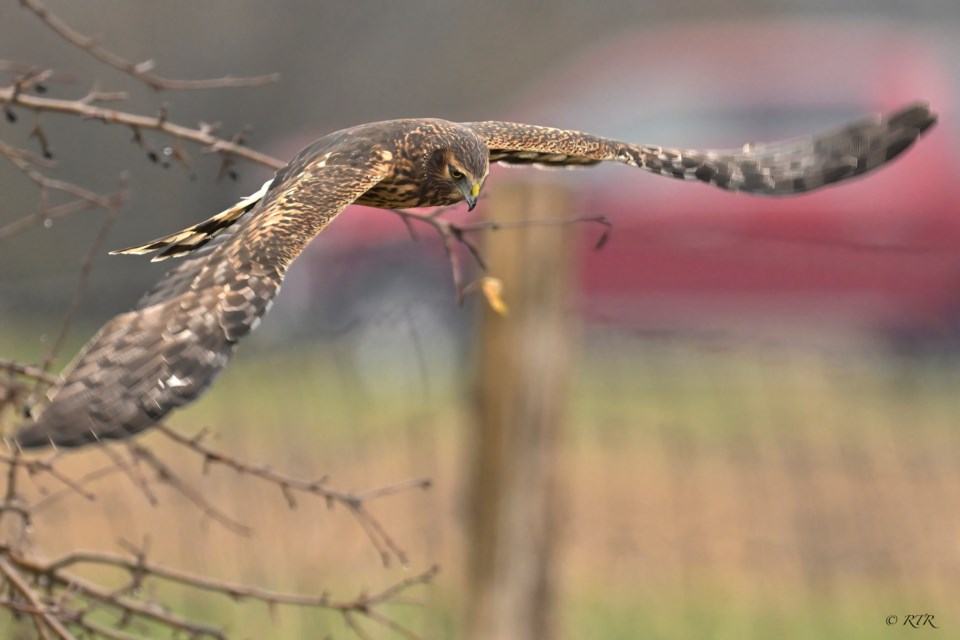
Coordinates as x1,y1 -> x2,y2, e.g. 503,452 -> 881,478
449,167 -> 464,180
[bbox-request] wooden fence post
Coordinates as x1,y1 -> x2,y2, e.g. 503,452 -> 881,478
463,181 -> 576,640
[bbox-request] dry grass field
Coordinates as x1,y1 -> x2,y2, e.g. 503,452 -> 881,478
2,325 -> 958,638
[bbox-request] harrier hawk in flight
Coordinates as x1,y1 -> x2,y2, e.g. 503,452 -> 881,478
14,104 -> 937,448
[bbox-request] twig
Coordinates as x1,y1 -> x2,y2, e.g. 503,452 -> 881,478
0,439 -> 435,638
343,612 -> 375,640
0,359 -> 59,385
0,138 -> 125,244
0,445 -> 28,546
0,137 -> 128,246
29,565 -> 226,638
459,213 -> 611,237
364,609 -> 423,640
355,477 -> 433,501
0,556 -> 77,639
0,196 -> 105,241
388,208 -> 478,304
31,463 -> 123,513
388,207 -> 611,303
0,87 -> 284,169
26,548 -> 437,611
60,617 -> 148,640
154,424 -> 430,565
98,445 -> 158,507
127,444 -> 251,536
38,174 -> 128,375
0,138 -> 57,169
18,0 -> 279,92
0,453 -> 97,503
0,60 -> 75,85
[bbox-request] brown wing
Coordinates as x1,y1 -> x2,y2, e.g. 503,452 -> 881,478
15,148 -> 387,449
110,179 -> 274,261
464,103 -> 936,194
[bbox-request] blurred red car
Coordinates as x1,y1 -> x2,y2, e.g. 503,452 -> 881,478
274,20 -> 960,345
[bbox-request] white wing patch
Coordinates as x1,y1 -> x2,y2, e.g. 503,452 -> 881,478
110,179 -> 274,261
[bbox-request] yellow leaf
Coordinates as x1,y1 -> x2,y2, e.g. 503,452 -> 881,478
480,277 -> 508,315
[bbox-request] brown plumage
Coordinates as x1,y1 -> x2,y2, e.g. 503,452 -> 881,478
14,104 -> 937,449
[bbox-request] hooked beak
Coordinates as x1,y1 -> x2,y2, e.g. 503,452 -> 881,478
459,181 -> 481,211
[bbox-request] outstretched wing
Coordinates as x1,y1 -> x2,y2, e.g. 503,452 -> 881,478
15,148 -> 386,449
464,103 -> 936,194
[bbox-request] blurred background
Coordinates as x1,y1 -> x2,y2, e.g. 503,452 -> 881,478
2,0 -> 960,638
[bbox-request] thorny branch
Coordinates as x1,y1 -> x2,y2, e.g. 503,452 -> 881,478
0,86 -> 285,169
151,424 -> 431,567
11,547 -> 438,613
0,432 -> 438,639
1,543 -> 438,640
0,556 -> 77,640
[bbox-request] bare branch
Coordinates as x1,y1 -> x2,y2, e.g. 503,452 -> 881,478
37,174 -> 128,375
0,60 -> 76,85
389,206 -> 611,303
0,544 -> 436,640
0,446 -> 29,548
364,609 -> 424,640
29,564 -> 226,638
24,548 -> 437,612
154,424 -> 430,566
0,359 -> 59,385
355,477 -> 433,501
1,136 -> 121,217
343,612 -> 376,640
126,444 -> 251,536
0,197 -> 107,242
0,455 -> 98,505
18,0 -> 279,92
0,138 -> 56,169
0,87 -> 284,169
0,556 -> 78,639
31,463 -> 123,513
0,434 -> 438,637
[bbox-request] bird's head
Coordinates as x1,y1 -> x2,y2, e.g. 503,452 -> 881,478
444,155 -> 484,211
425,130 -> 488,211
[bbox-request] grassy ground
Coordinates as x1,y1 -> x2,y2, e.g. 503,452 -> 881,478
1,321 -> 958,638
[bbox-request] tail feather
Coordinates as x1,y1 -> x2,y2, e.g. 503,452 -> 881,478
110,179 -> 272,261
